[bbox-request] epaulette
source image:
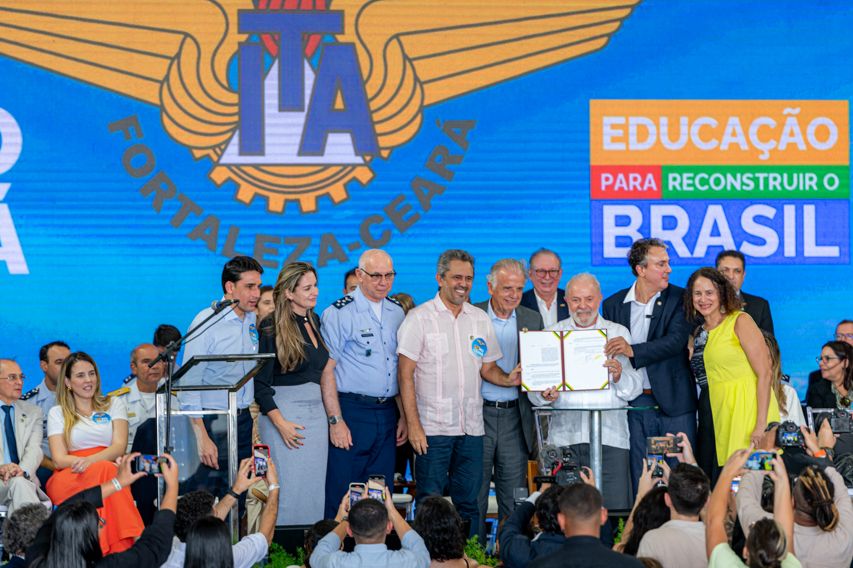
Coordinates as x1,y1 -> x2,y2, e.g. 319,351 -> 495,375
20,387 -> 38,400
122,374 -> 136,384
387,296 -> 402,308
332,295 -> 355,309
107,387 -> 130,397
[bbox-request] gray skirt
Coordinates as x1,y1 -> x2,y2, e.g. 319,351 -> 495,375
258,382 -> 328,526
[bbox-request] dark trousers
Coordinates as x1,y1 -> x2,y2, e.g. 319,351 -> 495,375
182,411 -> 253,515
628,393 -> 696,492
323,395 -> 397,519
415,434 -> 484,538
697,385 -> 722,485
130,418 -> 158,525
478,405 -> 528,543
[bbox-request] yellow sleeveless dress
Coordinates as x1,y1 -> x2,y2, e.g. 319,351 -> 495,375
705,312 -> 780,465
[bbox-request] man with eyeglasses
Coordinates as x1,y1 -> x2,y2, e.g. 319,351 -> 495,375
320,249 -> 407,518
0,359 -> 50,515
808,320 -> 853,387
520,248 -> 569,328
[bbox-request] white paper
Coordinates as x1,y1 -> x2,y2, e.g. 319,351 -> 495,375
519,330 -> 564,392
563,329 -> 609,391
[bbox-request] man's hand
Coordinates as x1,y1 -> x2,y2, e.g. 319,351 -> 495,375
329,421 -> 353,450
335,491 -> 350,522
720,445 -> 753,481
115,453 -> 147,488
408,422 -> 428,455
604,337 -> 634,359
541,387 -> 559,403
800,425 -> 820,455
396,416 -> 408,447
160,453 -> 179,489
232,458 -> 255,495
580,466 -> 596,487
0,463 -> 23,481
275,419 -> 306,450
507,364 -> 522,387
603,358 -> 622,383
196,430 -> 219,469
265,456 -> 279,487
666,431 -> 697,466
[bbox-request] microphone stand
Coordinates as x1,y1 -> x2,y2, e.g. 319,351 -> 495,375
149,300 -> 237,454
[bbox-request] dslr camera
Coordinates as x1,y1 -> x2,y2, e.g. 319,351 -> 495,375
827,409 -> 853,434
536,444 -> 581,486
775,421 -> 804,447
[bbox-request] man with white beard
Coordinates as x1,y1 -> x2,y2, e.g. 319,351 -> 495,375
530,273 -> 642,510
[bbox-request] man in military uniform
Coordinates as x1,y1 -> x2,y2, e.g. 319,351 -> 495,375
109,343 -> 166,452
21,340 -> 70,487
320,249 -> 407,518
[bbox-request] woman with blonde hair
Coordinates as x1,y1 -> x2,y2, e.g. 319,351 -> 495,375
46,351 -> 143,554
254,261 -> 332,525
762,332 -> 805,426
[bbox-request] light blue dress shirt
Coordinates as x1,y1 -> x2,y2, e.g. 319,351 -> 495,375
481,301 -> 519,402
320,287 -> 405,398
179,304 -> 258,411
23,379 -> 56,457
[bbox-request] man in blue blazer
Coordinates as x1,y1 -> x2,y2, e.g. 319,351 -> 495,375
602,238 -> 696,490
520,248 -> 569,328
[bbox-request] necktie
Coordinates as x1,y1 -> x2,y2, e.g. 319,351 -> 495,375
2,405 -> 19,464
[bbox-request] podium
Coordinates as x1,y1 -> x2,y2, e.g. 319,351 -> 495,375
156,353 -> 274,538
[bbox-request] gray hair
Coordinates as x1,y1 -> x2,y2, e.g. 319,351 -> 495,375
3,503 -> 50,555
437,249 -> 475,278
486,259 -> 527,285
565,272 -> 602,295
528,248 -> 562,269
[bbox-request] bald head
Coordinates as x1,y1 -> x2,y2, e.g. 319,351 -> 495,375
358,249 -> 392,270
357,249 -> 395,302
0,359 -> 23,404
131,343 -> 165,392
565,273 -> 603,327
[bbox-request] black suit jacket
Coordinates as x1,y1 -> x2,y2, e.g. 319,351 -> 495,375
520,288 -> 569,324
528,536 -> 643,568
602,284 -> 696,417
806,378 -> 837,409
475,300 -> 544,454
741,291 -> 774,335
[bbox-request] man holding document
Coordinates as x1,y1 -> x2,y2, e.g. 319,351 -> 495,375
526,273 -> 641,510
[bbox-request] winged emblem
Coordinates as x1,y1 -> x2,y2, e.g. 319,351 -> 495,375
0,0 -> 640,212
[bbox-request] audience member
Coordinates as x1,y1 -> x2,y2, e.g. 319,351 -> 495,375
474,258 -> 544,541
1,503 -> 50,568
715,250 -> 775,334
165,457 -> 278,568
686,267 -> 779,480
413,495 -> 479,567
27,452 -> 179,568
529,483 -> 642,567
763,332 -> 805,426
636,463 -> 709,568
111,344 -> 165,452
809,320 -> 853,387
398,249 -> 518,537
499,484 -> 566,568
257,285 -> 275,323
180,256 -> 262,508
0,359 -> 49,515
531,272 -> 641,510
21,340 -> 70,485
320,249 -> 407,519
602,238 -> 695,491
46,352 -> 143,554
806,340 -> 853,410
709,449 -> 799,568
342,268 -> 358,295
617,485 -> 669,556
153,324 -> 182,350
290,520 -> 338,568
311,487 -> 430,567
255,261 -> 330,524
520,248 -> 567,328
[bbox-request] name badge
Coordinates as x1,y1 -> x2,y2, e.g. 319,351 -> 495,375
92,412 -> 111,425
471,337 -> 487,357
249,323 -> 259,345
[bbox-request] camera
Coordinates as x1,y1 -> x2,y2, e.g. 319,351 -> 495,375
131,454 -> 166,476
828,409 -> 853,434
537,445 -> 581,486
775,421 -> 803,447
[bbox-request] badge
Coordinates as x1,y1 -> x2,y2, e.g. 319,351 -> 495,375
249,323 -> 259,345
92,412 -> 111,425
471,337 -> 487,357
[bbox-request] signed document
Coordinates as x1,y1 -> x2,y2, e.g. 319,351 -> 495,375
520,329 -> 609,392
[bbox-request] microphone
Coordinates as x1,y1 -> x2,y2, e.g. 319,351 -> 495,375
211,298 -> 239,312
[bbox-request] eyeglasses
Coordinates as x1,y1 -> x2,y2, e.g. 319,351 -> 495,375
836,333 -> 853,341
0,374 -> 24,383
816,355 -> 844,364
532,268 -> 560,278
360,270 -> 396,283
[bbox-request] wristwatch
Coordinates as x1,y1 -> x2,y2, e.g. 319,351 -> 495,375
328,415 -> 343,425
227,489 -> 241,499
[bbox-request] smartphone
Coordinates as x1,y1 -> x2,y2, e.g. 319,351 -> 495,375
646,436 -> 682,456
367,474 -> 385,501
646,456 -> 664,479
731,476 -> 741,494
745,451 -> 776,471
349,482 -> 365,507
131,454 -> 165,476
253,444 -> 270,478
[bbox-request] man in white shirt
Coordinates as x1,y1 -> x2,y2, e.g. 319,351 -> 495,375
530,273 -> 641,510
637,463 -> 710,568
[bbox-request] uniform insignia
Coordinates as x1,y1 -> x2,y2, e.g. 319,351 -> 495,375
122,374 -> 136,384
386,296 -> 402,308
332,295 -> 355,309
20,387 -> 38,400
107,386 -> 130,398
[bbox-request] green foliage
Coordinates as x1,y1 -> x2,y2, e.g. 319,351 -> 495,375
464,536 -> 500,567
263,542 -> 305,567
613,517 -> 626,545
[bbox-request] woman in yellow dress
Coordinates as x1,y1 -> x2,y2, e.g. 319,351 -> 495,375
686,267 -> 779,476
